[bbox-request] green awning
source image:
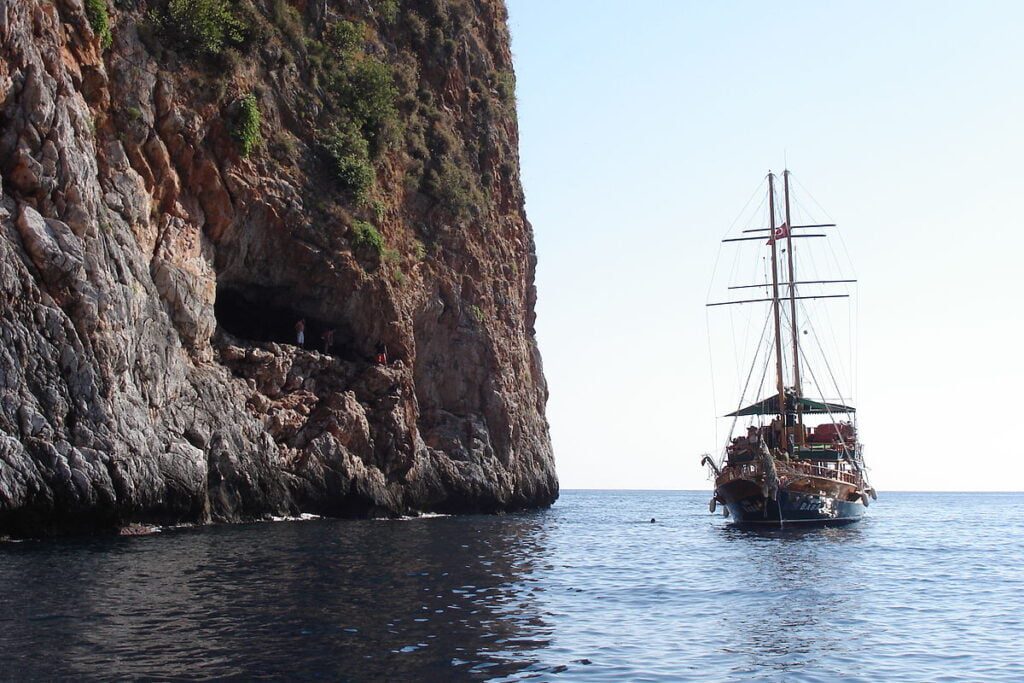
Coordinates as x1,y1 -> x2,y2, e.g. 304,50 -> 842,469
725,395 -> 855,417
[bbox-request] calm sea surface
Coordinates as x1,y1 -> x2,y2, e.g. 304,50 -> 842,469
1,491 -> 1021,681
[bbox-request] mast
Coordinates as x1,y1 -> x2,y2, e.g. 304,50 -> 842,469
767,173 -> 786,425
783,170 -> 803,444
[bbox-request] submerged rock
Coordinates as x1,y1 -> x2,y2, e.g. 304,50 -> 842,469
0,0 -> 556,536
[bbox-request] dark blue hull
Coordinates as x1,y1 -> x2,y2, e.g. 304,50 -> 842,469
722,487 -> 867,526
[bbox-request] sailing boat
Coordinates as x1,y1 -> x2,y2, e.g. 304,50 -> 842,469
702,170 -> 875,525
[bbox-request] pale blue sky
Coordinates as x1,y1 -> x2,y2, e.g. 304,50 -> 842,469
508,1 -> 1024,491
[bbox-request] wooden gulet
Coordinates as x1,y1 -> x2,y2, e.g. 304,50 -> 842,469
703,170 -> 876,525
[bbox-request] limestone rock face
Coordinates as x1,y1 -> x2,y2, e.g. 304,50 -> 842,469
0,0 -> 556,535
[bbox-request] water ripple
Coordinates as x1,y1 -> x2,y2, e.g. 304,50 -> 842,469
0,492 -> 1021,681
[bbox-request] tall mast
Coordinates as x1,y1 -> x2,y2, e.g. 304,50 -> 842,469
783,170 -> 803,444
767,173 -> 786,423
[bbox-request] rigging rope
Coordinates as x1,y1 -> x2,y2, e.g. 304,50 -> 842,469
799,300 -> 852,411
706,178 -> 771,463
707,179 -> 768,303
705,307 -> 719,452
720,306 -> 773,465
789,176 -> 859,399
797,340 -> 856,468
790,173 -> 857,278
791,216 -> 851,395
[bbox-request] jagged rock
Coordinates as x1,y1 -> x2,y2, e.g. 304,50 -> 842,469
0,0 -> 557,536
15,205 -> 84,290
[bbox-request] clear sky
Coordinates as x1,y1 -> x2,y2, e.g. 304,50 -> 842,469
507,1 -> 1024,492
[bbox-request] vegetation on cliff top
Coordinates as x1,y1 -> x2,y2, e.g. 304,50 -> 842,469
139,0 -> 517,266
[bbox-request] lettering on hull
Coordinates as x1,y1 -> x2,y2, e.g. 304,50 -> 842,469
725,491 -> 862,524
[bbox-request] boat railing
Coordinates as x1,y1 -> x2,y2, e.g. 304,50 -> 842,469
778,461 -> 860,486
721,459 -> 860,487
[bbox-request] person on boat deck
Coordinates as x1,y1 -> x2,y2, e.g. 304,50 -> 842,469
770,417 -> 784,449
295,318 -> 305,348
746,425 -> 759,447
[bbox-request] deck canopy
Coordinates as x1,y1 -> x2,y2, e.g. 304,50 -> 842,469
725,395 -> 855,417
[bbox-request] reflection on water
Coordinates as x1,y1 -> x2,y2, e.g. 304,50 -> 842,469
0,514 -> 555,680
717,524 -> 865,678
1,492 -> 1022,681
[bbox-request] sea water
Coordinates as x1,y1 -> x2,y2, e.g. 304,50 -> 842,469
0,491 -> 1021,681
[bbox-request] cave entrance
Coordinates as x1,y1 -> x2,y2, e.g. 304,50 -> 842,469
214,284 -> 356,360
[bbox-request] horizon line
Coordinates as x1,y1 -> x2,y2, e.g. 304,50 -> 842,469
558,488 -> 1024,494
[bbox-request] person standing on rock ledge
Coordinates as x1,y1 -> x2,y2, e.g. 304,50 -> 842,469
321,329 -> 335,354
295,319 -> 305,348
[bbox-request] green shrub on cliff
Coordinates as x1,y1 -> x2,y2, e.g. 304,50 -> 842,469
271,0 -> 304,48
167,0 -> 244,56
351,220 -> 384,256
85,0 -> 113,49
314,27 -> 401,201
493,70 -> 516,108
321,121 -> 375,202
404,12 -> 428,47
353,59 -> 400,151
232,94 -> 261,157
374,0 -> 399,25
324,19 -> 362,55
426,157 -> 481,217
412,240 -> 427,261
327,57 -> 400,156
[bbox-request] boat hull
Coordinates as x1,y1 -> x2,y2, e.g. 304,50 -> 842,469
719,486 -> 866,525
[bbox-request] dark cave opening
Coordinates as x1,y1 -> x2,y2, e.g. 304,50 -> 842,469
213,284 -> 357,360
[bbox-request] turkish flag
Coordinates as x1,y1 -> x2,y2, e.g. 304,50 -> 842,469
767,223 -> 789,245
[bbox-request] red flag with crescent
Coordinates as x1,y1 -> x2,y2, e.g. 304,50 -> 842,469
767,223 -> 789,245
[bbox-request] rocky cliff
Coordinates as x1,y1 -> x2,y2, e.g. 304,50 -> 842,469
0,0 -> 556,535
